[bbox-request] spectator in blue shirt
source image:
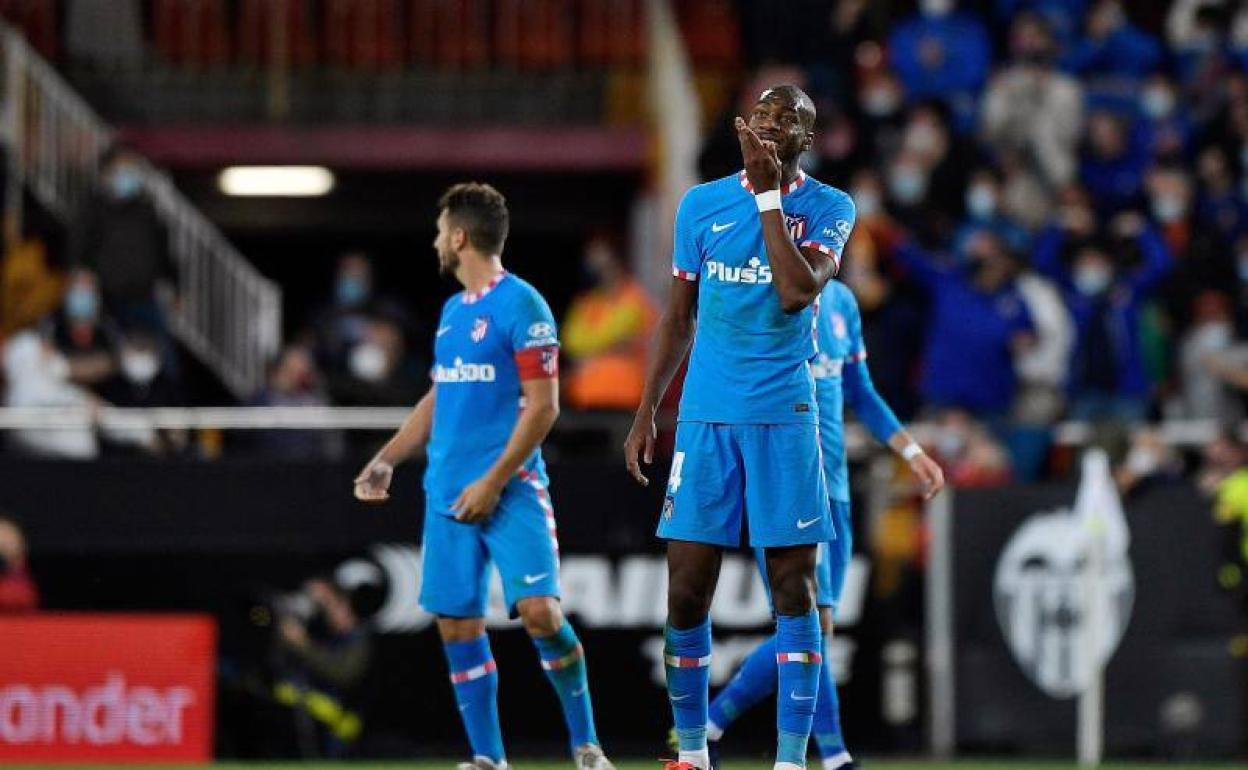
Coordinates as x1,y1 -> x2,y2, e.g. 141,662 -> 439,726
1195,145 -> 1248,243
996,0 -> 1088,51
1138,73 -> 1194,162
896,230 -> 1035,417
1080,109 -> 1150,215
953,167 -> 1032,257
889,0 -> 991,131
1034,210 -> 1173,422
1064,0 -> 1163,80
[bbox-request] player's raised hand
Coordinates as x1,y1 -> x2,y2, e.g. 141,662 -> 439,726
353,459 -> 394,503
908,452 -> 946,501
452,476 -> 503,523
735,116 -> 781,192
623,410 -> 656,486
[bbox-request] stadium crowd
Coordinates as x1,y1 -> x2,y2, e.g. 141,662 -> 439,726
1,1 -> 1248,483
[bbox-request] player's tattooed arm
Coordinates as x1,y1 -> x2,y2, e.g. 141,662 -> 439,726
454,376 -> 559,522
735,117 -> 833,312
353,386 -> 435,502
624,278 -> 697,485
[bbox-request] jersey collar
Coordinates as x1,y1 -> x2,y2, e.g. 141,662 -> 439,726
739,169 -> 806,196
462,270 -> 507,304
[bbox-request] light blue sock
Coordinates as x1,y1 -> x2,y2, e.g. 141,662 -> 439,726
665,618 -> 712,752
775,611 -> 822,766
812,641 -> 848,762
533,621 -> 598,752
444,635 -> 505,763
708,635 -> 778,733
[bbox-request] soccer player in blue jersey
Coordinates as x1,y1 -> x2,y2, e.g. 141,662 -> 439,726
624,85 -> 853,770
354,183 -> 614,770
703,280 -> 945,770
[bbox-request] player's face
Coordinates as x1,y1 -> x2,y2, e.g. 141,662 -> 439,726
433,209 -> 460,276
747,95 -> 812,162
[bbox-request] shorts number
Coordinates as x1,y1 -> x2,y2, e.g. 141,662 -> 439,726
667,451 -> 685,493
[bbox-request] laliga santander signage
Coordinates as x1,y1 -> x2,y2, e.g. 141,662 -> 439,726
0,614 -> 216,762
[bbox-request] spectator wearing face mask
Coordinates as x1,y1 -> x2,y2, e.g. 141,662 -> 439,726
1138,73 -> 1194,162
1064,0 -> 1162,81
68,145 -> 178,342
1034,210 -> 1173,422
311,252 -> 418,382
95,328 -> 188,455
895,229 -> 1035,418
100,328 -> 185,408
982,12 -> 1084,188
1145,164 -> 1195,255
887,0 -> 991,132
326,317 -> 422,407
46,268 -> 120,390
953,167 -> 1031,256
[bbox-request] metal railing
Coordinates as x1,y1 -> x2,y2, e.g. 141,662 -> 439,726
0,24 -> 282,397
0,406 -> 1233,451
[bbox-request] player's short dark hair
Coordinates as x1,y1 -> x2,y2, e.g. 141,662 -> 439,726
438,182 -> 510,254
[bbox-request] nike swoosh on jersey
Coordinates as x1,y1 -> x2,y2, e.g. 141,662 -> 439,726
522,572 -> 550,585
571,685 -> 588,697
790,692 -> 815,701
796,517 -> 821,529
669,693 -> 690,701
436,326 -> 452,337
711,221 -> 737,233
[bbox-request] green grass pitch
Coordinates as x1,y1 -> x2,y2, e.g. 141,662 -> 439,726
2,761 -> 1240,770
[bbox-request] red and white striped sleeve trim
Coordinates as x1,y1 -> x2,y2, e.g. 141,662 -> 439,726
799,240 -> 842,274
672,267 -> 699,282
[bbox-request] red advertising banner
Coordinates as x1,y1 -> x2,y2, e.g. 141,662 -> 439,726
0,614 -> 216,763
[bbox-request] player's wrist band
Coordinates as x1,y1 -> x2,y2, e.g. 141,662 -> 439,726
755,189 -> 782,213
901,443 -> 924,462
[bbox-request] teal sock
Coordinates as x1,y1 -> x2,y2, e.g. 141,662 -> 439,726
775,611 -> 822,766
665,619 -> 712,752
444,635 -> 505,762
533,621 -> 598,751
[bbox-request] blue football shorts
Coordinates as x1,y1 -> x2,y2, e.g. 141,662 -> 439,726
656,421 -> 834,548
419,471 -> 561,618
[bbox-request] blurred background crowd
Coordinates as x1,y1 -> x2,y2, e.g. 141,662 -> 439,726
0,0 -> 1246,490
0,2 -> 1244,760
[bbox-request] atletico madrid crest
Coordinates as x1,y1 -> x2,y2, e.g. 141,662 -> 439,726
786,213 -> 808,241
471,316 -> 489,343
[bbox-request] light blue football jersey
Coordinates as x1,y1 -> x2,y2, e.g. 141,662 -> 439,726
811,281 -> 867,504
673,170 -> 856,425
424,272 -> 559,514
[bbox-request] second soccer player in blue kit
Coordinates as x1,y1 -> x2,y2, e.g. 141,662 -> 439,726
355,183 -> 614,770
625,84 -> 854,770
